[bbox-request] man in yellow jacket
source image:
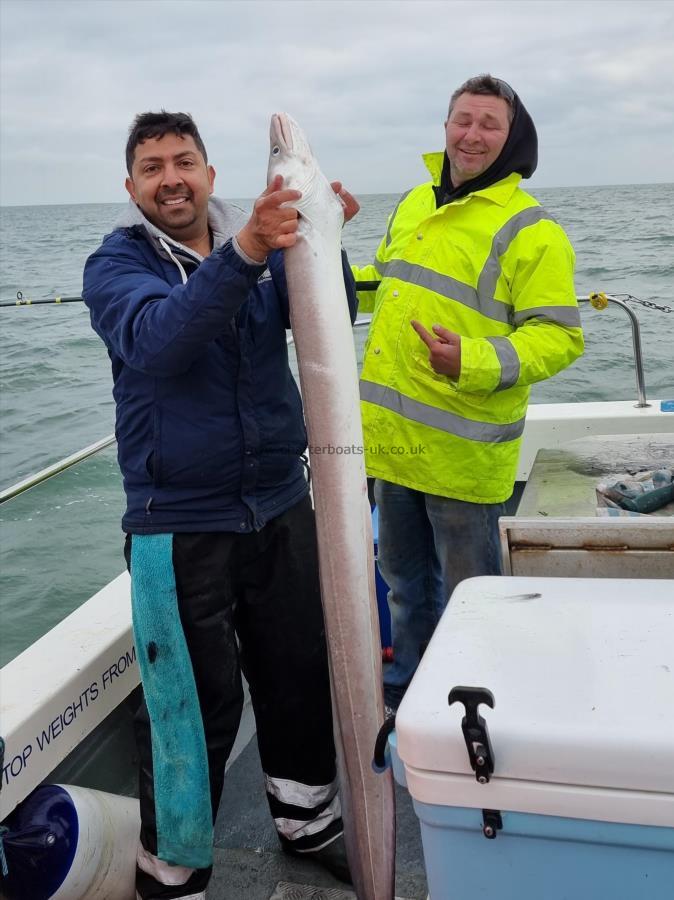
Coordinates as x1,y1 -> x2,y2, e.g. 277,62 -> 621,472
354,74 -> 584,711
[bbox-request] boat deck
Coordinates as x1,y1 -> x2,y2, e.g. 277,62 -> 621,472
209,724 -> 428,899
50,684 -> 428,899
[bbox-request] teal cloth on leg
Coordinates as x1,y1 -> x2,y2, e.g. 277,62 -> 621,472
131,533 -> 213,869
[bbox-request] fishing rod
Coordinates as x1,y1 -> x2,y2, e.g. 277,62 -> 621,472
1,289 -> 671,312
0,283 -> 384,308
0,291 -> 85,308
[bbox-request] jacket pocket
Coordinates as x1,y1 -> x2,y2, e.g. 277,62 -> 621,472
148,407 -> 162,486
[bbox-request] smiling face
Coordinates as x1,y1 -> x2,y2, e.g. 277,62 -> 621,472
445,92 -> 511,186
125,133 -> 215,249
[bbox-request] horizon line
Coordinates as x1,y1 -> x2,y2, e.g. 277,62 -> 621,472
1,181 -> 673,209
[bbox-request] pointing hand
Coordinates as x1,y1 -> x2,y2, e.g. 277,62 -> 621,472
411,320 -> 462,378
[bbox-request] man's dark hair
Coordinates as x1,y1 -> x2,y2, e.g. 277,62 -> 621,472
125,111 -> 208,175
448,74 -> 515,122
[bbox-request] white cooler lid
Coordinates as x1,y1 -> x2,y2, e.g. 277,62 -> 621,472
396,576 -> 674,826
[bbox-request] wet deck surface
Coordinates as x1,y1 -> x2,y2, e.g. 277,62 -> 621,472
211,732 -> 428,900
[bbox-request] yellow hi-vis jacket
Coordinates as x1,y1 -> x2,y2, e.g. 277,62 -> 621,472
354,153 -> 584,504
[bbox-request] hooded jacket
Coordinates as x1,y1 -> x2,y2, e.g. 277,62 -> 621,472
354,90 -> 583,503
83,197 -> 357,533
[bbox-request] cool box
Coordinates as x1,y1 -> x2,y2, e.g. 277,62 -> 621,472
391,576 -> 674,899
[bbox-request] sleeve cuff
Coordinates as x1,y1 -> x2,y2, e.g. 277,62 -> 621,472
231,234 -> 267,267
456,336 -> 501,394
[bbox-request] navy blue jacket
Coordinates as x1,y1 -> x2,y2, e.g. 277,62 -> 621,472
83,199 -> 357,534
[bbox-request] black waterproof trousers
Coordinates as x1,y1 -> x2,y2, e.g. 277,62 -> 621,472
125,496 -> 341,899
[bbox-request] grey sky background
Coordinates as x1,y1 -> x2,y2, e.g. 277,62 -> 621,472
1,0 -> 673,206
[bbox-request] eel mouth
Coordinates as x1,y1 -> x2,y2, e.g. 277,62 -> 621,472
271,112 -> 293,151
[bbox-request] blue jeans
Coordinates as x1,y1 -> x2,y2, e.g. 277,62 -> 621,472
374,479 -> 505,709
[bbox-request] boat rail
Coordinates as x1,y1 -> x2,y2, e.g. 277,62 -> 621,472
0,296 -> 651,504
0,434 -> 117,504
578,294 -> 648,408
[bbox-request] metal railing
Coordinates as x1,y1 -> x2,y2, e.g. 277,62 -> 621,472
0,297 -> 651,503
0,434 -> 117,504
578,294 -> 649,408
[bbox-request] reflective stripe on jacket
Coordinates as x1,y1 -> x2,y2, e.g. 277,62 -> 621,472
354,153 -> 584,504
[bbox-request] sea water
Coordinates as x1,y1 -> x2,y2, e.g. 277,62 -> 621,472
1,185 -> 673,664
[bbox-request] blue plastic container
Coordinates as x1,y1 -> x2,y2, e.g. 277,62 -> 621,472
392,576 -> 674,900
371,505 -> 392,650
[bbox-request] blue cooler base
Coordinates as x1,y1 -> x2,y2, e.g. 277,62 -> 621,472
412,799 -> 674,900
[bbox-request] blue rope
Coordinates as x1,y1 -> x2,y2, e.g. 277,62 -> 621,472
0,825 -> 9,877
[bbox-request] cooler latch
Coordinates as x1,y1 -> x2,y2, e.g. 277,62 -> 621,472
482,808 -> 503,839
448,685 -> 495,784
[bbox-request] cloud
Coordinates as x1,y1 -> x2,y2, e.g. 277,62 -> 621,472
1,0 -> 673,204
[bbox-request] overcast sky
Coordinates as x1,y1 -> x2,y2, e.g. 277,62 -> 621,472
1,0 -> 673,206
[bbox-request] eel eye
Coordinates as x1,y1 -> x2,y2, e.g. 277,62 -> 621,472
272,146 -> 280,156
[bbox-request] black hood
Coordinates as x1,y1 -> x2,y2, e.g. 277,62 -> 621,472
434,89 -> 538,206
